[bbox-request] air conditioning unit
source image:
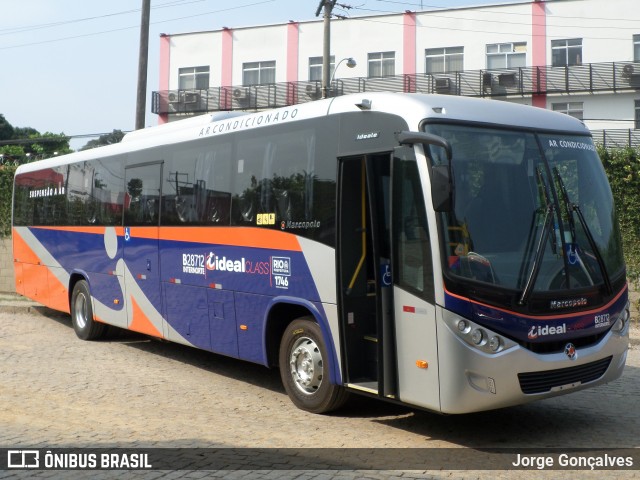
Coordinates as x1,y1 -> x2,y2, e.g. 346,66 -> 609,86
306,83 -> 321,100
168,92 -> 179,103
183,92 -> 199,104
621,64 -> 640,87
482,72 -> 493,91
498,72 -> 517,88
434,77 -> 451,93
233,88 -> 250,100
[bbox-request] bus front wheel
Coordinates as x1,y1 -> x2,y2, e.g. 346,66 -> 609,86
279,317 -> 348,414
71,280 -> 106,340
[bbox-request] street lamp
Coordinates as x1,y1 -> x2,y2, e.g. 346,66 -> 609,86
327,57 -> 356,98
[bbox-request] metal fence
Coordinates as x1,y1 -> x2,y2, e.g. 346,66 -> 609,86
591,129 -> 640,149
152,60 -> 640,116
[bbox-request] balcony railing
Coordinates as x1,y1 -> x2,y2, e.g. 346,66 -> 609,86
152,60 -> 640,116
591,129 -> 640,149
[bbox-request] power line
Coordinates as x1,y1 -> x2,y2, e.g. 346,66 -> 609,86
0,1 -> 275,50
353,4 -> 638,31
0,132 -> 130,146
375,0 -> 640,23
0,0 -> 206,36
336,10 -> 640,42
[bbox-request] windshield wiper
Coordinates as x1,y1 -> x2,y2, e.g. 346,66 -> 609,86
519,168 -> 555,305
553,167 -> 612,295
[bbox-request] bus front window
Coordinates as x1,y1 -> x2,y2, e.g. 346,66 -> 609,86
424,123 -> 624,306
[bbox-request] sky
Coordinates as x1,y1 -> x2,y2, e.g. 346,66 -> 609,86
0,0 -> 517,150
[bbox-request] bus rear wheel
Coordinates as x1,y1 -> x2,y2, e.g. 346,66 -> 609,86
279,317 -> 349,414
71,280 -> 106,340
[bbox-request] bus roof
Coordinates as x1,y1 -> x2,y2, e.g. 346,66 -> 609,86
16,93 -> 589,175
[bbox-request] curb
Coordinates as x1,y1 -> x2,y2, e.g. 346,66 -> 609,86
0,304 -> 68,317
0,294 -> 67,317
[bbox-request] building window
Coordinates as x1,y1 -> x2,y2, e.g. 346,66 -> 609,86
178,66 -> 210,90
242,61 -> 276,86
635,100 -> 640,129
552,102 -> 584,121
425,47 -> 463,74
486,43 -> 526,70
309,56 -> 335,81
368,52 -> 395,77
552,39 -> 582,67
634,35 -> 640,62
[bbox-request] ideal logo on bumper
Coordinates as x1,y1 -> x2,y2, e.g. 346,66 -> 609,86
528,323 -> 567,340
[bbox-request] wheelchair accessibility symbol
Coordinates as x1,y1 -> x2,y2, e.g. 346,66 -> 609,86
124,227 -> 131,242
380,263 -> 392,287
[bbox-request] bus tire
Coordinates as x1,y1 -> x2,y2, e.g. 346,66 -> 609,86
279,317 -> 349,414
71,280 -> 106,341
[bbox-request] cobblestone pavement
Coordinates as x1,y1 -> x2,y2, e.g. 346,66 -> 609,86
0,295 -> 638,479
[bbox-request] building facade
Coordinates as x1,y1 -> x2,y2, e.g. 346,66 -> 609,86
152,0 -> 640,145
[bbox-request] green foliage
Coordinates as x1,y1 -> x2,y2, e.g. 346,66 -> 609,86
0,144 -> 25,161
28,132 -> 73,159
0,165 -> 17,237
0,114 -> 71,164
598,146 -> 640,285
0,114 -> 15,141
80,129 -> 125,150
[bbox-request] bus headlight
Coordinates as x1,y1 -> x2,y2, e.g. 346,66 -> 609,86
612,302 -> 630,334
471,328 -> 485,345
457,320 -> 470,333
488,336 -> 502,352
445,313 -> 515,355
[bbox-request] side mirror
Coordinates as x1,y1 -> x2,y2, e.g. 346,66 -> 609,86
431,164 -> 452,212
396,131 -> 453,212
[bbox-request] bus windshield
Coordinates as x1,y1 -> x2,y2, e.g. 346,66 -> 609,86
424,123 -> 625,304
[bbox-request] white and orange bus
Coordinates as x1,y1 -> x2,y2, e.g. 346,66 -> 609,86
12,93 -> 630,414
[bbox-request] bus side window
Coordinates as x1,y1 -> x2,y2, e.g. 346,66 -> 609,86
392,153 -> 434,303
232,138 -> 271,225
202,145 -> 232,225
161,143 -> 233,226
125,164 -> 162,226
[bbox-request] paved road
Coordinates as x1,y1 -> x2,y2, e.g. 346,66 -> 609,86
0,301 -> 638,479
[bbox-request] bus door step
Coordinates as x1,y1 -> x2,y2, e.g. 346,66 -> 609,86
346,381 -> 378,395
363,334 -> 378,379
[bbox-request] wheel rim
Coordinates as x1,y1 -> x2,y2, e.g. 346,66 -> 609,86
74,291 -> 88,330
289,336 -> 323,395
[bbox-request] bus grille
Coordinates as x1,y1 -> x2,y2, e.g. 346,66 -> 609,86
518,356 -> 612,394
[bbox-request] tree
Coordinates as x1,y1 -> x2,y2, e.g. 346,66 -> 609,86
80,129 -> 125,150
0,114 -> 71,163
27,132 -> 72,158
0,114 -> 14,141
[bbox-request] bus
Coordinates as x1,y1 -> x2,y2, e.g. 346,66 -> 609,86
12,93 -> 630,414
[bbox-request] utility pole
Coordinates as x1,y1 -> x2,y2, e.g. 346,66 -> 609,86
316,0 -> 337,98
135,0 -> 151,130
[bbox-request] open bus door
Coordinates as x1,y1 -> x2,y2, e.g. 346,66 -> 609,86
338,152 -> 397,398
338,146 -> 440,406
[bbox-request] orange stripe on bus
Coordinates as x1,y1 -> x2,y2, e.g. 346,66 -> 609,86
12,245 -> 70,313
158,226 -> 302,251
31,226 -> 125,236
444,284 -> 628,321
43,269 -> 70,314
12,228 -> 44,265
129,297 -> 163,338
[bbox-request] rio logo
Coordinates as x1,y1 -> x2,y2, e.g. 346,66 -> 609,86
272,256 -> 291,289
